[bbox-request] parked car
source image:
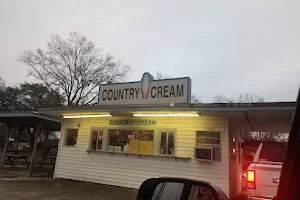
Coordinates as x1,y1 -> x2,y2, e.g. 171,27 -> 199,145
246,142 -> 287,199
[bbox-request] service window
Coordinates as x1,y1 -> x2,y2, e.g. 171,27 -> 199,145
196,131 -> 220,145
90,129 -> 104,150
107,129 -> 154,154
65,129 -> 78,146
160,131 -> 175,155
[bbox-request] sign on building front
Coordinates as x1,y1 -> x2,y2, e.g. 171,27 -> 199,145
109,120 -> 157,126
99,73 -> 191,105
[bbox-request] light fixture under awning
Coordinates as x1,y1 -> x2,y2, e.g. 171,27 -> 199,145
63,114 -> 112,119
133,113 -> 199,117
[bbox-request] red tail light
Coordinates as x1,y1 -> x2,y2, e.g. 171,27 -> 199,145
247,170 -> 256,189
247,170 -> 255,182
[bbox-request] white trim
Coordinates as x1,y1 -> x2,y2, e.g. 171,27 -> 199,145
89,127 -> 107,151
158,129 -> 177,156
53,119 -> 64,179
86,150 -> 191,159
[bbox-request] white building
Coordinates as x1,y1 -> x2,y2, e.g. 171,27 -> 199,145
40,73 -> 294,199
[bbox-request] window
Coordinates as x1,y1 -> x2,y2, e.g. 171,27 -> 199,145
160,131 -> 175,155
65,129 -> 78,146
90,129 -> 104,150
107,129 -> 154,154
196,131 -> 220,145
196,131 -> 221,161
151,182 -> 215,200
259,143 -> 287,162
151,182 -> 184,200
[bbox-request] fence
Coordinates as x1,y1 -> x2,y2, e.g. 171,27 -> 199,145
0,149 -> 57,175
31,151 -> 57,174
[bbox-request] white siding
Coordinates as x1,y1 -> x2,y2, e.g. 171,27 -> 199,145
55,116 -> 230,196
228,125 -> 243,199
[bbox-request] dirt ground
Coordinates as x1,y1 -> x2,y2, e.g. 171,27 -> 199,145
0,171 -> 247,200
0,179 -> 138,200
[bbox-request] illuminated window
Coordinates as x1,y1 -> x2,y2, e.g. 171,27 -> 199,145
107,129 -> 154,154
160,131 -> 175,155
90,129 -> 104,150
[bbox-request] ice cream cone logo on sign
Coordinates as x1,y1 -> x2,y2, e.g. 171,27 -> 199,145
141,73 -> 153,99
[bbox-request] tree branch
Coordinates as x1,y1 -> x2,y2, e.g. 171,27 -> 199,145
18,31 -> 131,106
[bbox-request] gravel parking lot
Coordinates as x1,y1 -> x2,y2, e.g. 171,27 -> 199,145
0,179 -> 138,200
0,171 -> 247,200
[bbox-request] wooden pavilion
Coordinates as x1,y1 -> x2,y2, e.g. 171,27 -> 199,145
0,111 -> 61,176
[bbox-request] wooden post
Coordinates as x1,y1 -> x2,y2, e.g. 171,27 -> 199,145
1,123 -> 10,170
44,130 -> 49,151
16,125 -> 22,151
29,128 -> 34,151
29,123 -> 42,177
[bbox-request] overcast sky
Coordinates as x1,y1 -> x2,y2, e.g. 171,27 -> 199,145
0,0 -> 299,102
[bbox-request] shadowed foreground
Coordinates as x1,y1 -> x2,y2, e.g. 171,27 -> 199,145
0,179 -> 138,200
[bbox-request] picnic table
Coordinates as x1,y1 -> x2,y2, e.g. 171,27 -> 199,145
6,153 -> 31,168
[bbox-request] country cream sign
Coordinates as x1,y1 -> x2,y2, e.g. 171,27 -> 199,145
109,120 -> 157,126
99,73 -> 191,105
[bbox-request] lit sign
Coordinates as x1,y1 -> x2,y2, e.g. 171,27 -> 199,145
109,120 -> 157,126
99,72 -> 191,105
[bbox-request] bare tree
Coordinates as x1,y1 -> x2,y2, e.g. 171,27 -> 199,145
276,132 -> 289,142
250,132 -> 278,142
0,77 -> 5,91
235,93 -> 264,103
245,131 -> 288,142
155,71 -> 172,80
18,32 -> 131,106
212,94 -> 234,103
191,95 -> 201,103
155,72 -> 201,103
212,93 -> 264,103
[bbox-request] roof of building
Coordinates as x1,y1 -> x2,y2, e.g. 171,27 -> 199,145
0,111 -> 61,130
38,102 -> 296,133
